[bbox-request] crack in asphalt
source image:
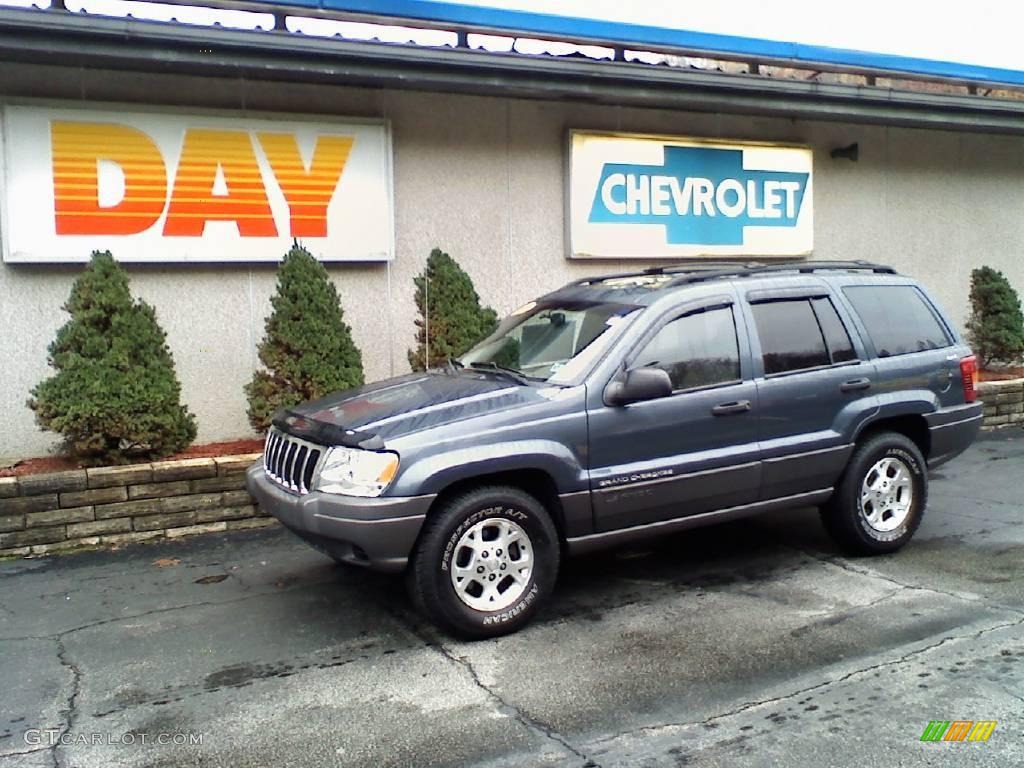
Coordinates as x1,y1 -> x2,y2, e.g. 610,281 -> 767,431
8,571 -> 599,767
432,639 -> 600,768
1,578 -> 339,644
383,603 -> 599,768
850,586 -> 903,612
2,577 -> 342,762
791,545 -> 1024,618
588,614 -> 1024,749
0,745 -> 52,761
52,636 -> 81,768
790,585 -> 906,633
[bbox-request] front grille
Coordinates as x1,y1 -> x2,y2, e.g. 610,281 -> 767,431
263,428 -> 324,495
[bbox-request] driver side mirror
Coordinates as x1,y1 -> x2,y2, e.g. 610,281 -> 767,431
605,367 -> 673,406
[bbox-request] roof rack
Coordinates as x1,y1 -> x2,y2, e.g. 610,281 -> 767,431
563,260 -> 896,289
661,260 -> 896,288
563,261 -> 760,287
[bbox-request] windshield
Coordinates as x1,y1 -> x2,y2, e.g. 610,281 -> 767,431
460,300 -> 640,383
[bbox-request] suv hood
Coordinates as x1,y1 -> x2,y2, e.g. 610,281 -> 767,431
275,372 -> 548,446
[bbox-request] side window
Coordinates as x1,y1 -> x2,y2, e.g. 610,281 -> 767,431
811,297 -> 857,364
843,285 -> 952,357
751,300 -> 830,374
633,306 -> 740,391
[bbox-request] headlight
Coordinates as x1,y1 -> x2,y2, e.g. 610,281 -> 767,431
314,446 -> 399,497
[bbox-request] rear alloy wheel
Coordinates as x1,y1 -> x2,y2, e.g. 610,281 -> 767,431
859,456 -> 915,533
821,432 -> 928,555
408,486 -> 559,639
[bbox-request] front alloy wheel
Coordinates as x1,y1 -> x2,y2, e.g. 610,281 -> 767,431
450,517 -> 534,612
408,486 -> 560,639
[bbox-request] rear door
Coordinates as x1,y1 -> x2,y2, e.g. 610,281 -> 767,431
587,293 -> 761,532
838,283 -> 960,408
740,284 -> 877,500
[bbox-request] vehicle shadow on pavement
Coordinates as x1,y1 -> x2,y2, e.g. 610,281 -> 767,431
540,508 -> 833,628
283,507 -> 846,636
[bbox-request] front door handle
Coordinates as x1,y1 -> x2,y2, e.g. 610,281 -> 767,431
712,400 -> 751,416
840,378 -> 871,393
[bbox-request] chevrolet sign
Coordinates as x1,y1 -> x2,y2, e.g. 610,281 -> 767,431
568,131 -> 813,259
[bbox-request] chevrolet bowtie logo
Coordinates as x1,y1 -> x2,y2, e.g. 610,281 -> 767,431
588,146 -> 809,246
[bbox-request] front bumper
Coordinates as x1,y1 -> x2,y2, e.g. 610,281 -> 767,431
245,464 -> 435,573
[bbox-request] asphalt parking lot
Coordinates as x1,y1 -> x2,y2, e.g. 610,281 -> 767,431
1,434 -> 1022,768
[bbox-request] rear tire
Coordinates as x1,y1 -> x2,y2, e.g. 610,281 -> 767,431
821,432 -> 928,555
407,485 -> 560,639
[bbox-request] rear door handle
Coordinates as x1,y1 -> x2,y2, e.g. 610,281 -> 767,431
840,378 -> 871,393
712,400 -> 751,416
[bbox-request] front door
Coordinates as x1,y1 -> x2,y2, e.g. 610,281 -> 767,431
587,298 -> 761,532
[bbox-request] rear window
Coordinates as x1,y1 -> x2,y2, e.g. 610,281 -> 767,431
843,285 -> 951,357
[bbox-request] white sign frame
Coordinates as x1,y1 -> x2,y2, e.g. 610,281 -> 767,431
0,101 -> 395,263
566,130 -> 814,260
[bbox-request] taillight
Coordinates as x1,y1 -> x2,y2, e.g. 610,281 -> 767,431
959,355 -> 979,403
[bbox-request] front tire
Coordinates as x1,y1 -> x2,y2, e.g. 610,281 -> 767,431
821,432 -> 928,555
408,486 -> 560,639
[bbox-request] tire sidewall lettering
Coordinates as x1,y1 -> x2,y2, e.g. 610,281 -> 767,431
482,584 -> 539,625
887,447 -> 921,477
438,503 -> 539,625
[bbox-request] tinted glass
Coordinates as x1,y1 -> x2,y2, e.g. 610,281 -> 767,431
844,286 -> 951,357
634,306 -> 740,390
812,297 -> 857,363
752,300 -> 830,374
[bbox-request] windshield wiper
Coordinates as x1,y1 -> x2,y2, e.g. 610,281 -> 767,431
467,361 -> 534,385
445,357 -> 464,374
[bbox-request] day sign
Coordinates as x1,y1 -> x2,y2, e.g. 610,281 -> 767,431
568,131 -> 813,259
1,105 -> 393,263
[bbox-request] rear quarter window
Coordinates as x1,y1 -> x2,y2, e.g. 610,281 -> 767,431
843,285 -> 952,357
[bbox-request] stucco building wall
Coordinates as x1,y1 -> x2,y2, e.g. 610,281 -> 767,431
2,64 -> 1022,459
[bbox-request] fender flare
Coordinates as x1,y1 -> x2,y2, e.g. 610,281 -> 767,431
394,439 -> 585,497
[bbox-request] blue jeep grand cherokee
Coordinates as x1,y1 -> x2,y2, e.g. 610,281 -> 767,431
248,261 -> 982,638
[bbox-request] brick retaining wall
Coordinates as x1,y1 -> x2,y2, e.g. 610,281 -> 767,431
979,378 -> 1024,430
0,453 -> 274,558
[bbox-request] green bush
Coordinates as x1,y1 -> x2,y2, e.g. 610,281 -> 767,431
408,248 -> 498,371
246,245 -> 364,431
966,266 -> 1024,368
28,251 -> 197,465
